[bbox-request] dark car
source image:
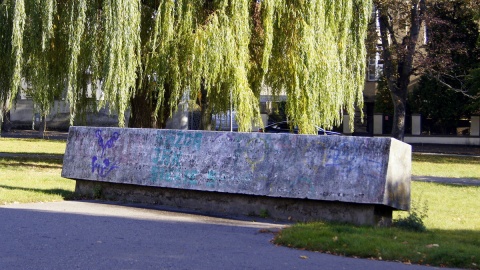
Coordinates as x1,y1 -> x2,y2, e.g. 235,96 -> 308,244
258,121 -> 341,135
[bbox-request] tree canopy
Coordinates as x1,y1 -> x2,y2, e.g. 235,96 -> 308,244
373,0 -> 480,140
0,0 -> 372,134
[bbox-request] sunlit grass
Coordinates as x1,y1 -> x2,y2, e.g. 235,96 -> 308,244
275,222 -> 479,268
394,182 -> 480,230
275,182 -> 480,269
412,153 -> 480,179
0,157 -> 75,204
0,138 -> 66,155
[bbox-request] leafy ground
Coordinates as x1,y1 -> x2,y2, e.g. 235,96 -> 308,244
274,217 -> 479,268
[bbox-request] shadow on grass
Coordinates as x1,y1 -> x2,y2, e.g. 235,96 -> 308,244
0,184 -> 74,199
0,153 -> 63,159
0,156 -> 63,169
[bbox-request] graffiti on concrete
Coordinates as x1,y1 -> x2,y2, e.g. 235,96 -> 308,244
62,127 -> 411,210
151,131 -> 203,186
91,129 -> 120,177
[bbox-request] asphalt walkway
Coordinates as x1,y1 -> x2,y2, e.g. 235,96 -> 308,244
0,201 -> 450,270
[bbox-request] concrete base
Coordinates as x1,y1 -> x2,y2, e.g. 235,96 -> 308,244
75,180 -> 393,226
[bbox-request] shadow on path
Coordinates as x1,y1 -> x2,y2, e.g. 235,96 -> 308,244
0,201 -> 437,270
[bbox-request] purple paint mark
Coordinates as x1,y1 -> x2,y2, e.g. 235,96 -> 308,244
92,130 -> 120,177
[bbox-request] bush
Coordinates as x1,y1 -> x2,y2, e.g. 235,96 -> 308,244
393,198 -> 428,232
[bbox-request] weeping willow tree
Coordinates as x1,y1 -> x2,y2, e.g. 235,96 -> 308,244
265,0 -> 371,133
0,0 -> 372,134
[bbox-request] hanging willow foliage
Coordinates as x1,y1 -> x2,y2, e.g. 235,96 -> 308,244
0,0 -> 372,133
145,0 -> 194,122
9,0 -> 25,108
0,2 -> 15,111
101,0 -> 142,127
66,0 -> 87,124
190,0 -> 260,131
265,0 -> 371,133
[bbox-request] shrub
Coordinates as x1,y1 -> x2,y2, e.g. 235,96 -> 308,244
393,197 -> 428,232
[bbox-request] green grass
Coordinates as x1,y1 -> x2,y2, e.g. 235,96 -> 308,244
275,182 -> 480,269
0,157 -> 75,204
275,221 -> 479,268
402,182 -> 480,230
412,153 -> 480,179
0,138 -> 73,204
0,137 -> 67,155
0,138 -> 72,203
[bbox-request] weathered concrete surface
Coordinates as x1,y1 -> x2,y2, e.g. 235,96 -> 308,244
74,180 -> 393,225
62,127 -> 411,224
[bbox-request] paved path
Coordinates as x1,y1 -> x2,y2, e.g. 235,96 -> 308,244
412,175 -> 480,186
0,201 -> 448,270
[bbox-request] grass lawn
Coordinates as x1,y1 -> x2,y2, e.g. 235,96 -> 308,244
273,150 -> 480,269
274,182 -> 480,269
0,157 -> 75,204
412,153 -> 480,179
0,138 -> 74,204
0,137 -> 66,155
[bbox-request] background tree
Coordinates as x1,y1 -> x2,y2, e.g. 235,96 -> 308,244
420,0 -> 480,99
0,0 -> 373,134
410,77 -> 471,134
410,0 -> 480,135
373,0 -> 480,140
373,0 -> 426,141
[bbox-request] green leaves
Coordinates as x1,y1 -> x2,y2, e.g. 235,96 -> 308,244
101,0 -> 142,127
9,0 -> 25,109
266,0 -> 371,133
1,0 -> 372,132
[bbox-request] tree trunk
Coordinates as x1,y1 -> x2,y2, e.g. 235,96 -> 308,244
199,84 -> 212,130
1,109 -> 12,133
128,83 -> 173,129
391,90 -> 407,141
0,109 -> 3,137
128,90 -> 157,128
39,115 -> 47,139
376,0 -> 425,141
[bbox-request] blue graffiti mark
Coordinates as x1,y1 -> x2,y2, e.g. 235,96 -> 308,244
213,132 -> 234,143
91,130 -> 120,177
151,166 -> 199,186
91,156 -> 119,177
95,129 -> 120,158
206,170 -> 217,188
184,169 -> 199,186
151,132 -> 203,183
151,167 -> 176,183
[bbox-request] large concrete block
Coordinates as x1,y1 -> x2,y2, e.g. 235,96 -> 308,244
62,127 -> 411,211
